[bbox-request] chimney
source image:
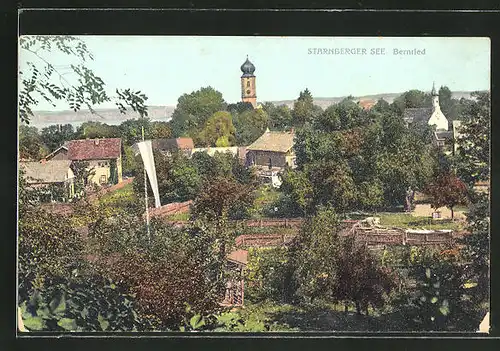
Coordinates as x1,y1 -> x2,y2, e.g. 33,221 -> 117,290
40,158 -> 47,164
94,139 -> 99,146
290,128 -> 295,134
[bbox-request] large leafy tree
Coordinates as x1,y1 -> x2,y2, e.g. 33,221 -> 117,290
40,124 -> 75,152
197,111 -> 236,147
423,172 -> 468,219
233,108 -> 270,146
74,121 -> 121,140
455,91 -> 490,186
19,125 -> 49,160
262,102 -> 293,131
19,35 -> 148,124
292,88 -> 322,127
170,87 -> 226,138
391,89 -> 431,115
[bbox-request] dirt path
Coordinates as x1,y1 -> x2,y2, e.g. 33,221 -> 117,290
412,204 -> 466,220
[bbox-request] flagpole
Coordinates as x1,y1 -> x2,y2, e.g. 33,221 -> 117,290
142,126 -> 151,243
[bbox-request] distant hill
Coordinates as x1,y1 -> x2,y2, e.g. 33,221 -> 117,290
267,91 -> 480,109
28,91 -> 482,128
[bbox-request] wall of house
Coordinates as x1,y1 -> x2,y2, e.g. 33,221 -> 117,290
87,160 -> 111,185
247,150 -> 290,168
117,155 -> 123,183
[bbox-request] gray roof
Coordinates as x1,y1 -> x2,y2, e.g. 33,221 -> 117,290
403,108 -> 432,124
247,130 -> 295,153
21,160 -> 73,183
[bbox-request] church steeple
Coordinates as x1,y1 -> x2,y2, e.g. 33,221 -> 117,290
241,56 -> 257,108
431,81 -> 438,96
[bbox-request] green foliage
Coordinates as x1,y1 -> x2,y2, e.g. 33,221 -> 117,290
20,275 -> 147,332
262,103 -> 293,130
197,111 -> 236,147
40,124 -> 75,152
118,118 -> 152,146
292,88 -> 322,126
19,35 -> 148,124
19,125 -> 49,160
391,89 -> 431,115
245,247 -> 290,302
75,121 -> 121,139
122,145 -> 139,176
134,150 -> 201,203
397,249 -> 481,331
171,86 -> 227,138
455,91 -> 490,186
233,108 -> 270,145
71,160 -> 95,190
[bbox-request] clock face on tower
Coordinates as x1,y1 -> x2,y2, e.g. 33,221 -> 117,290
246,89 -> 251,95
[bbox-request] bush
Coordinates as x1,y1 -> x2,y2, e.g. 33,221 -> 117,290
245,247 -> 290,303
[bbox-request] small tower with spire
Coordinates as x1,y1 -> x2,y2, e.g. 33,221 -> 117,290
428,82 -> 449,131
240,55 -> 257,108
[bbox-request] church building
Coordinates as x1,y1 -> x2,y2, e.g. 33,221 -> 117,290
403,82 -> 449,131
240,56 -> 257,108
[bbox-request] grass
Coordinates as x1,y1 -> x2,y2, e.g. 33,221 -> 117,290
235,300 -> 390,332
98,182 -> 136,206
376,213 -> 464,231
164,212 -> 190,221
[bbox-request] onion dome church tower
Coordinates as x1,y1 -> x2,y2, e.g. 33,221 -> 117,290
428,82 -> 449,131
240,56 -> 257,108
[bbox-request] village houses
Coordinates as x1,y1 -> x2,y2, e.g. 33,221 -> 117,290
44,138 -> 123,186
20,159 -> 75,202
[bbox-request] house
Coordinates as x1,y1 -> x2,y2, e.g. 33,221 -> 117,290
433,130 -> 454,154
403,83 -> 449,131
20,159 -> 75,202
358,99 -> 376,110
44,143 -> 69,161
66,138 -> 123,186
246,128 -> 296,187
131,137 -> 194,157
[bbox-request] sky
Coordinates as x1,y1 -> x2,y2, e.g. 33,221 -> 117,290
19,36 -> 490,111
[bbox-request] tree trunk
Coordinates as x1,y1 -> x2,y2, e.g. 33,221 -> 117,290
355,301 -> 361,315
450,206 -> 454,219
345,304 -> 348,313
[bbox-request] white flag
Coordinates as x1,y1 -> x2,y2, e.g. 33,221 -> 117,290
137,140 -> 161,208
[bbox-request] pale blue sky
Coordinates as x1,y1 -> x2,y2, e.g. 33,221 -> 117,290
20,36 -> 490,111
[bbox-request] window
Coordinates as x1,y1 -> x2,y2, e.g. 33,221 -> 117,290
268,157 -> 273,169
247,81 -> 250,88
100,175 -> 107,184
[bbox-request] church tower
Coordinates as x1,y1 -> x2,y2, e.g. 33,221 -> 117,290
428,82 -> 449,131
240,56 -> 257,108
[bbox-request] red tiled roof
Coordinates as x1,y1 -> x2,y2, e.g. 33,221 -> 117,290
176,137 -> 194,149
67,138 -> 121,160
359,100 -> 376,110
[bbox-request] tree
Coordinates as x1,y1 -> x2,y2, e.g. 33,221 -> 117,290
438,86 -> 462,121
119,118 -> 152,146
19,125 -> 49,160
455,91 -> 490,186
150,121 -> 172,140
424,172 -> 468,219
71,160 -> 95,191
197,111 -> 236,147
74,121 -> 120,140
332,237 -> 396,315
122,145 -> 139,176
191,177 -> 255,223
227,101 -> 254,115
170,87 -> 226,138
292,89 -> 321,126
288,207 -> 341,303
40,124 -> 75,152
233,108 -> 270,146
262,103 -> 293,130
19,35 -> 148,124
391,90 -> 431,115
